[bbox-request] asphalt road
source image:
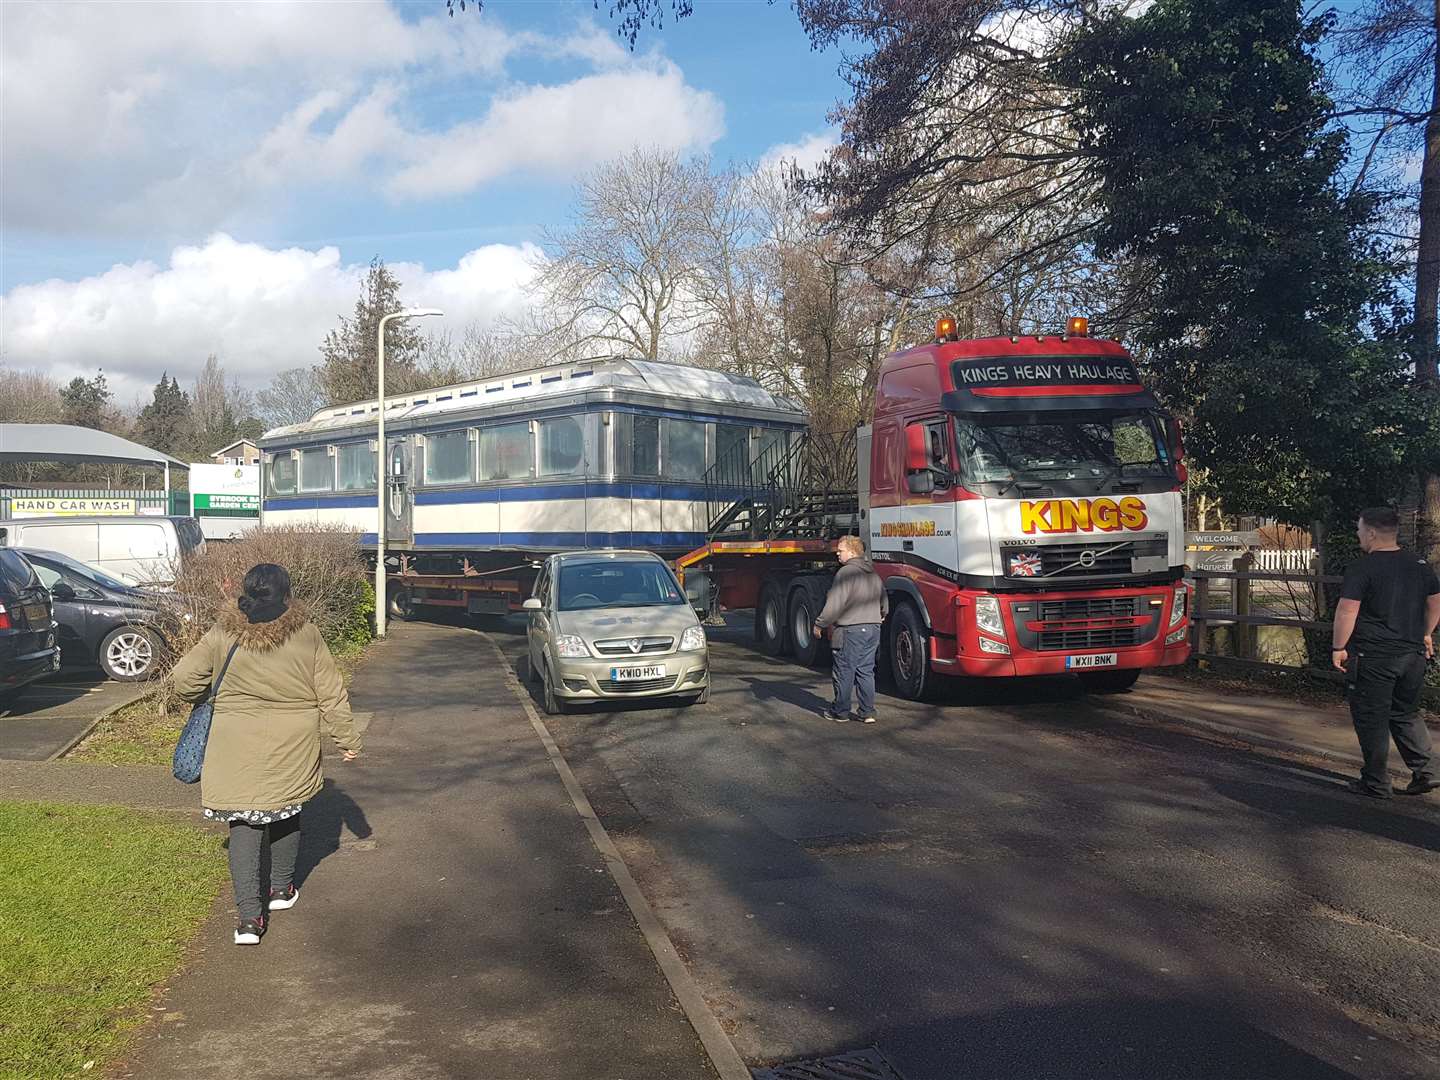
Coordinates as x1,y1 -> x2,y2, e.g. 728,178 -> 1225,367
491,615 -> 1440,1080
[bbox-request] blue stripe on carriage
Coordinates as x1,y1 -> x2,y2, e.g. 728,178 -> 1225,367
264,495 -> 375,510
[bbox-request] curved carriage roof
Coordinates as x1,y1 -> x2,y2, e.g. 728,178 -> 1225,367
260,357 -> 804,446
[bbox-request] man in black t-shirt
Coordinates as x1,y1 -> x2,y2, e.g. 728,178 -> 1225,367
1331,507 -> 1440,798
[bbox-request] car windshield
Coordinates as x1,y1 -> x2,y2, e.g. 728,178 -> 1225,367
27,551 -> 133,592
953,411 -> 1172,484
557,560 -> 685,611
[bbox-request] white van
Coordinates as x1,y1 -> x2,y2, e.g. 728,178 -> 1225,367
0,516 -> 206,586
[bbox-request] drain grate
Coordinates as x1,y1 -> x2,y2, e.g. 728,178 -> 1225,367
752,1047 -> 906,1080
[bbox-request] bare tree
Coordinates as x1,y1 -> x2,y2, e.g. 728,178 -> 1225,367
255,367 -> 327,429
1340,0 -> 1440,567
530,149 -> 710,361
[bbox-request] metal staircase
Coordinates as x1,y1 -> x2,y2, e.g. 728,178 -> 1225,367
702,428 -> 860,542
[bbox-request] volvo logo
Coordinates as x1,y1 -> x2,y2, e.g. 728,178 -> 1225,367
1077,549 -> 1098,568
629,638 -> 642,653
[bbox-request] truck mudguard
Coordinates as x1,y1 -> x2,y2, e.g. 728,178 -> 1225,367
884,576 -> 932,630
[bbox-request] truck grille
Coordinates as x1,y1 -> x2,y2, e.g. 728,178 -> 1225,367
1037,626 -> 1143,651
597,675 -> 678,693
1004,538 -> 1167,579
594,636 -> 673,656
1039,597 -> 1137,620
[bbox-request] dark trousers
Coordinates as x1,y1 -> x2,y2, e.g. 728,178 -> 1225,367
831,623 -> 880,717
1349,652 -> 1435,793
228,815 -> 302,921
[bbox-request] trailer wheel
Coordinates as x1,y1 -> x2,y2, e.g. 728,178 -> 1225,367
889,601 -> 932,701
756,582 -> 789,656
1076,668 -> 1141,693
789,578 -> 831,668
389,586 -> 416,622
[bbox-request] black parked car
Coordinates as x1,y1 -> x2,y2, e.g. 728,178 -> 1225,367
0,548 -> 60,704
19,549 -> 178,682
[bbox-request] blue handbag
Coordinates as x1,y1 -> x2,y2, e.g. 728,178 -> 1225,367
172,642 -> 240,784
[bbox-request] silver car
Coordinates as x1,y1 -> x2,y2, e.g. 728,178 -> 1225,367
523,550 -> 709,715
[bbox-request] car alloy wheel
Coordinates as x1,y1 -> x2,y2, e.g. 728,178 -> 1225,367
102,628 -> 156,681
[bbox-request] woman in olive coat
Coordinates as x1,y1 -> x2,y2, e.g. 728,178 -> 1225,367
171,563 -> 364,945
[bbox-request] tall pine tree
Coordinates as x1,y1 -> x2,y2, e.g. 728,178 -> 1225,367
137,373 -> 191,454
317,257 -> 425,405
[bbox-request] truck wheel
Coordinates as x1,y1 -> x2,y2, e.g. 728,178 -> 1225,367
789,579 -> 830,668
389,587 -> 416,622
1077,668 -> 1141,693
756,583 -> 789,656
889,602 -> 932,701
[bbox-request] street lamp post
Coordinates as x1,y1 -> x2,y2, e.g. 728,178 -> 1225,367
375,307 -> 443,637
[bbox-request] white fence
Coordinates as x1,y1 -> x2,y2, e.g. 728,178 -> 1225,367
1252,548 -> 1317,573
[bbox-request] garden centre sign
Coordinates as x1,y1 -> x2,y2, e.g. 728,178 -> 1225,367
190,464 -> 260,512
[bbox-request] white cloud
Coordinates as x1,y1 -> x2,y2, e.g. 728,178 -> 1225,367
1,4 -> 722,237
0,234 -> 540,403
388,63 -> 726,199
760,130 -> 838,175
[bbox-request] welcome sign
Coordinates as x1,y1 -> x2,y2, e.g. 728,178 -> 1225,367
189,464 -> 260,512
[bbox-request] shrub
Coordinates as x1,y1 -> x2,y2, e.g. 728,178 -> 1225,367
151,525 -> 373,713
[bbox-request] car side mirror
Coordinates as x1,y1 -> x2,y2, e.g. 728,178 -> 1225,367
50,581 -> 76,601
906,472 -> 936,495
522,597 -> 542,611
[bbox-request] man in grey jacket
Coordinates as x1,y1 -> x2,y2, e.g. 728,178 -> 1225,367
814,535 -> 888,723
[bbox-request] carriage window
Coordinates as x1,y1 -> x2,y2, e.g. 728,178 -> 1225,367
537,416 -> 584,477
337,444 -> 377,491
298,448 -> 333,492
714,424 -> 749,478
269,454 -> 297,495
480,422 -> 533,481
425,430 -> 472,485
665,419 -> 706,480
632,414 -> 660,477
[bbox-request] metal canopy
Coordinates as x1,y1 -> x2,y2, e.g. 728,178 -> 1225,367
0,424 -> 189,469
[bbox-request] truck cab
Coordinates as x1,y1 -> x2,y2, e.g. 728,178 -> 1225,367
865,320 -> 1191,695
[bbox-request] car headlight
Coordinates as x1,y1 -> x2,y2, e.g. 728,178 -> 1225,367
680,625 -> 706,652
1168,584 -> 1187,628
974,595 -> 1006,639
554,634 -> 589,658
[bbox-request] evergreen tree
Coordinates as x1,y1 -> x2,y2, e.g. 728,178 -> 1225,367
59,372 -> 112,430
317,257 -> 425,405
137,373 -> 191,454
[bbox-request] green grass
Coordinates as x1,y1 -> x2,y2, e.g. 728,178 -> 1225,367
68,637 -> 372,766
0,802 -> 226,1079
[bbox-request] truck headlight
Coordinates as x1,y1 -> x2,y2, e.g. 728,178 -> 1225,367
554,634 -> 589,658
1165,626 -> 1188,645
979,636 -> 1011,655
680,625 -> 706,652
1168,584 -> 1187,628
974,596 -> 1006,639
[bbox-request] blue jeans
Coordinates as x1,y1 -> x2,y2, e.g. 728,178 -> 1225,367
831,623 -> 880,717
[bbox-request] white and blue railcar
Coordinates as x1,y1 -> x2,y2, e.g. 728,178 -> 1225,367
258,358 -> 806,567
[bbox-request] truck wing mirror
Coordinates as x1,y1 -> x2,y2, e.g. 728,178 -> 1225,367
904,424 -> 931,473
522,597 -> 542,611
906,472 -> 936,495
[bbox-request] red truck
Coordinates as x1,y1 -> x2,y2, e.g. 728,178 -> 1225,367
678,317 -> 1192,699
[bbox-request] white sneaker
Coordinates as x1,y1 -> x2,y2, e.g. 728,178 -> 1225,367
234,917 -> 265,945
268,884 -> 300,911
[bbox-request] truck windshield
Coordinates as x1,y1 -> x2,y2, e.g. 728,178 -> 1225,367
557,559 -> 686,611
953,411 -> 1172,486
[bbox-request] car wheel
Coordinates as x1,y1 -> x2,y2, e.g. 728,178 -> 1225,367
889,602 -> 932,701
99,626 -> 162,682
789,578 -> 830,668
756,582 -> 788,656
541,661 -> 567,716
1077,668 -> 1142,693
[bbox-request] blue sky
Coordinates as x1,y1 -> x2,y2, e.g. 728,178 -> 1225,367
0,0 -> 847,401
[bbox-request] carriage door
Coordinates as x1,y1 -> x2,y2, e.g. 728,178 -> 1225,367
385,437 -> 413,544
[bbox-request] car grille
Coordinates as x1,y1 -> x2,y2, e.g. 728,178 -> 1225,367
593,636 -> 673,656
597,675 -> 678,693
1003,538 -> 1167,579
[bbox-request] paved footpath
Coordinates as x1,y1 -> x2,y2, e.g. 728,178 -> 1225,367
113,621 -> 716,1080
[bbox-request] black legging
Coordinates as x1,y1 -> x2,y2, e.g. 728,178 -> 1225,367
228,815 -> 301,921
